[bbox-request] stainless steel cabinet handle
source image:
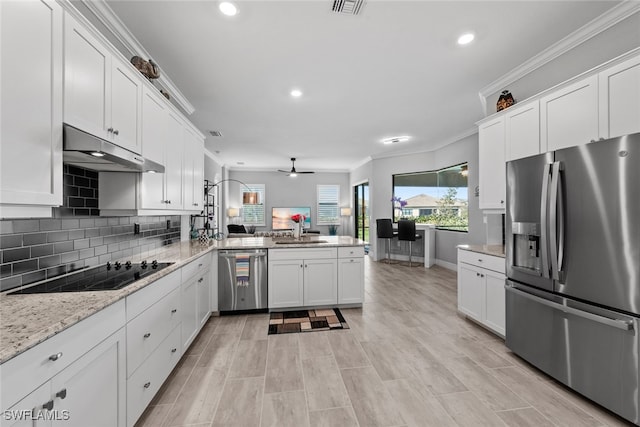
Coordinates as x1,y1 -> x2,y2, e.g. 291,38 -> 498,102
167,200 -> 171,204
198,278 -> 203,283
478,259 -> 482,262
171,348 -> 177,353
143,382 -> 151,389
113,129 -> 119,135
507,285 -> 634,331
350,259 -> 354,262
42,400 -> 54,411
49,352 -> 63,361
171,308 -> 177,313
198,263 -> 203,267
144,333 -> 151,338
56,389 -> 67,400
107,127 -> 113,133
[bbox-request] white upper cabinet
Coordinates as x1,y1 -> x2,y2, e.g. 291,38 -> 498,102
140,88 -> 167,210
0,0 -> 63,218
478,117 -> 506,210
505,101 -> 540,161
164,112 -> 184,210
540,75 -> 599,152
183,127 -> 204,211
599,55 -> 640,139
64,14 -> 142,154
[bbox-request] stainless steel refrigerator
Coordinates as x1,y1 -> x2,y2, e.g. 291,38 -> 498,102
505,132 -> 640,424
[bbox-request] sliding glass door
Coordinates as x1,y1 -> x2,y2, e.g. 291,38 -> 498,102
353,182 -> 369,242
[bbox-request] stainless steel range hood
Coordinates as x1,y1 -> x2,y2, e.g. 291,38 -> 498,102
63,124 -> 164,173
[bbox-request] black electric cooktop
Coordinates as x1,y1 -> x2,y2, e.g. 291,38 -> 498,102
8,260 -> 174,294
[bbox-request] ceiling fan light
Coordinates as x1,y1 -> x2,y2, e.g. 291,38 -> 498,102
457,32 -> 475,45
289,172 -> 298,177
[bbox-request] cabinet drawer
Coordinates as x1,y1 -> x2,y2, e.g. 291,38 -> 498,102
338,246 -> 364,258
458,249 -> 505,274
269,248 -> 337,261
1,299 -> 125,410
127,324 -> 181,427
127,287 -> 180,378
182,253 -> 211,282
126,268 -> 181,321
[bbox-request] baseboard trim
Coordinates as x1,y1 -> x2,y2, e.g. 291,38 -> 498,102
436,259 -> 457,271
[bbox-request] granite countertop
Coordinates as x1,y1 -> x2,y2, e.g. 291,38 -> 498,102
0,236 -> 365,364
457,244 -> 506,258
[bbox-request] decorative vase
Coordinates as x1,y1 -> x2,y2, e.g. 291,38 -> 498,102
293,222 -> 301,239
198,229 -> 210,246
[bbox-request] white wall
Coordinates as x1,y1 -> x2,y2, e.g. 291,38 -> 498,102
351,133 -> 489,266
226,170 -> 351,235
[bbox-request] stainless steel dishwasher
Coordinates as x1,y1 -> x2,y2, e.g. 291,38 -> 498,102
218,249 -> 268,312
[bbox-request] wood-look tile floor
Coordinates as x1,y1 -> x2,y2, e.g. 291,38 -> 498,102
136,258 -> 632,427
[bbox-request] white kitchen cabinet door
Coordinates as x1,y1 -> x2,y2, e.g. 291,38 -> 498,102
164,112 -> 184,210
140,88 -> 167,209
478,117 -> 506,210
181,275 -> 198,351
197,268 -> 211,328
540,75 -> 599,152
505,101 -> 540,161
268,260 -> 304,308
64,13 -> 111,141
110,59 -> 142,154
457,263 -> 484,322
51,328 -> 126,427
5,382 -> 52,427
599,55 -> 640,139
337,258 -> 364,304
182,127 -> 203,211
0,0 -> 62,215
484,271 -> 506,336
303,259 -> 338,306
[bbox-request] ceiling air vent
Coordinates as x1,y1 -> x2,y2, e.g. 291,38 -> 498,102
209,130 -> 223,137
332,0 -> 365,15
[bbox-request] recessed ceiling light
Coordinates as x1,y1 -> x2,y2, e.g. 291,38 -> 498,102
290,89 -> 303,98
219,2 -> 237,16
457,32 -> 475,45
381,136 -> 410,145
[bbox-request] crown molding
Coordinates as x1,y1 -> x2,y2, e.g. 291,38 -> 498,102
478,1 -> 640,114
349,156 -> 373,172
79,0 -> 195,115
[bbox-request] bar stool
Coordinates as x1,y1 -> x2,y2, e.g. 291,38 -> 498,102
398,219 -> 422,267
376,219 -> 397,264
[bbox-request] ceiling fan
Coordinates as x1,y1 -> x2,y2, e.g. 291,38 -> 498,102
278,158 -> 315,177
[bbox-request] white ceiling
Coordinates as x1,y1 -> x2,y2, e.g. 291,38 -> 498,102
104,0 -> 620,172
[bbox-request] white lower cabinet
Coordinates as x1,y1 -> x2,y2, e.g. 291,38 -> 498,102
337,247 -> 365,304
126,325 -> 181,427
457,248 -> 506,336
3,327 -> 126,427
268,247 -> 364,308
181,254 -> 212,352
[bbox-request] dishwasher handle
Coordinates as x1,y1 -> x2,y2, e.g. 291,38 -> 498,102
219,251 -> 267,258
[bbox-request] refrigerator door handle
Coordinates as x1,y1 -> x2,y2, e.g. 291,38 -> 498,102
549,161 -> 565,282
540,163 -> 552,279
506,284 -> 634,331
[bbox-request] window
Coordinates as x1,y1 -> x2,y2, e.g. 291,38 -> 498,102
241,184 -> 265,226
317,185 -> 340,225
392,163 -> 468,232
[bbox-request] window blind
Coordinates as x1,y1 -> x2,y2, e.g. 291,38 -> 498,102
241,184 -> 265,226
317,185 -> 340,225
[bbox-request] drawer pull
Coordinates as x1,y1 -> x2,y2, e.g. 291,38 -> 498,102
350,259 -> 354,263
198,278 -> 203,283
198,263 -> 203,267
143,382 -> 151,389
171,348 -> 177,353
42,400 -> 54,411
478,259 -> 483,262
49,352 -> 63,361
171,308 -> 177,314
144,333 -> 151,339
56,389 -> 67,400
